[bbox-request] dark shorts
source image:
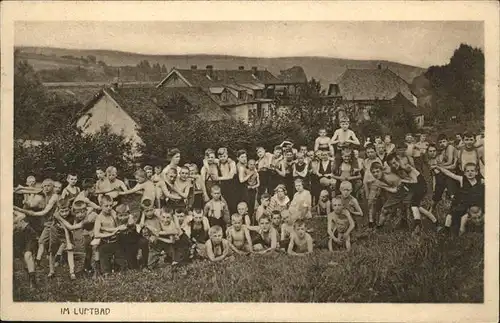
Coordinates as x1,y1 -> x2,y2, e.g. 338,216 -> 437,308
410,174 -> 428,206
13,225 -> 38,258
39,225 -> 71,253
383,186 -> 412,210
250,231 -> 271,248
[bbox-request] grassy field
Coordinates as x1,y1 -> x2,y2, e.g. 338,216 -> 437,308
13,187 -> 484,303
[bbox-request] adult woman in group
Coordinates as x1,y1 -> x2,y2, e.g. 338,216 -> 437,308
162,148 -> 182,180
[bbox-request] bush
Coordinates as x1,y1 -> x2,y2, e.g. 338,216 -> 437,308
138,116 -> 315,166
13,125 -> 136,185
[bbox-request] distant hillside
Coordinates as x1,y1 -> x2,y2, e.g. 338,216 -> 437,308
16,46 -> 426,88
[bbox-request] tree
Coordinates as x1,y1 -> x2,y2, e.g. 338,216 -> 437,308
161,64 -> 168,73
14,60 -> 47,139
425,43 -> 484,122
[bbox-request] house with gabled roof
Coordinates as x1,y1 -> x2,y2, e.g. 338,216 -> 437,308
72,84 -> 229,154
328,66 -> 424,127
156,65 -> 307,124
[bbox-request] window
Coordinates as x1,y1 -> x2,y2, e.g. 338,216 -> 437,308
238,91 -> 246,100
257,103 -> 263,118
221,91 -> 228,102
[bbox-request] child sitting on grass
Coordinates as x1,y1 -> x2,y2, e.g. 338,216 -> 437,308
271,210 -> 282,233
459,205 -> 484,236
188,208 -> 210,259
226,214 -> 253,255
236,201 -> 252,226
328,197 -> 355,251
289,178 -> 312,221
279,209 -> 295,250
287,219 -> 313,256
248,215 -> 279,254
315,189 -> 332,216
204,225 -> 232,262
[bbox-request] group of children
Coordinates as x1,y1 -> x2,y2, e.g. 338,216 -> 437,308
13,117 -> 485,290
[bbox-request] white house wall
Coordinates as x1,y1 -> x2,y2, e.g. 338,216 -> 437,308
227,105 -> 249,123
76,95 -> 144,146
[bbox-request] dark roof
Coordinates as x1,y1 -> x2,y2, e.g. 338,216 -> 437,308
336,68 -> 415,103
151,87 -> 230,121
104,87 -> 167,125
47,86 -> 103,105
277,66 -> 308,84
158,68 -> 281,88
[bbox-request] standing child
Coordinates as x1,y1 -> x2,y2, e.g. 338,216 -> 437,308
246,159 -> 260,220
13,210 -> 38,289
201,149 -> 220,203
384,135 -> 395,155
433,164 -> 484,235
268,145 -> 284,194
387,154 -> 439,233
22,176 -> 38,207
188,164 -> 204,209
315,189 -> 332,216
328,197 -> 355,251
203,185 -> 230,235
279,149 -> 295,199
362,144 -> 383,202
217,147 -> 237,213
226,214 -> 253,255
118,169 -> 156,205
287,219 -> 313,256
330,117 -> 360,155
93,195 -> 126,276
293,152 -> 309,190
255,193 -> 271,224
204,225 -> 232,262
60,173 -> 81,205
94,167 -> 108,205
315,128 -> 334,155
256,147 -> 273,200
333,152 -> 362,197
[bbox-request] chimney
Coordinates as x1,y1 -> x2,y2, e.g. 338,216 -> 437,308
191,65 -> 197,70
206,65 -> 214,79
377,63 -> 382,70
238,66 -> 245,70
251,66 -> 258,75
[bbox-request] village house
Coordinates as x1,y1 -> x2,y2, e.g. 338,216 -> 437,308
327,66 -> 424,128
156,65 -> 307,124
71,83 -> 228,154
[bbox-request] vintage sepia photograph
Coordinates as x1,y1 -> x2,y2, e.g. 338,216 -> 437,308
1,1 -> 499,321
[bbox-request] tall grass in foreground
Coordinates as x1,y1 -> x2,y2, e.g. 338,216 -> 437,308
13,220 -> 483,303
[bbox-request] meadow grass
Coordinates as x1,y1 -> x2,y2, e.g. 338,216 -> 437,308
12,161 -> 484,303
13,204 -> 483,303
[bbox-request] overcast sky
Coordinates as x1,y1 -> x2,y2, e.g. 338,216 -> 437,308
15,21 -> 483,68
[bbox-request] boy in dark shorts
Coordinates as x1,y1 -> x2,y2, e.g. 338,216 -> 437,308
433,163 -> 484,235
13,210 -> 38,289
